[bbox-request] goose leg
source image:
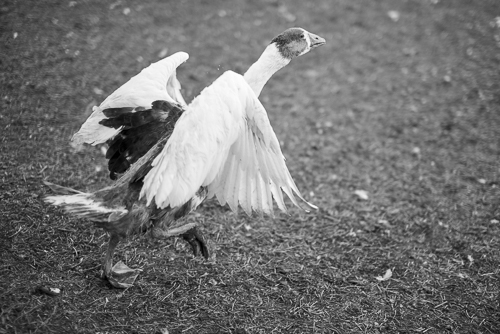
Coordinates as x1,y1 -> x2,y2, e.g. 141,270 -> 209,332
102,233 -> 142,289
151,223 -> 209,259
181,227 -> 209,259
101,234 -> 120,279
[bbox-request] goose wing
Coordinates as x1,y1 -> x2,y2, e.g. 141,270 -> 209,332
99,100 -> 185,179
140,71 -> 317,215
72,52 -> 189,146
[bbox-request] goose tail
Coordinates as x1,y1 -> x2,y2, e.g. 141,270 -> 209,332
43,181 -> 127,222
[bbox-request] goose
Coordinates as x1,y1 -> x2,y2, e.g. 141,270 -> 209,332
44,27 -> 325,288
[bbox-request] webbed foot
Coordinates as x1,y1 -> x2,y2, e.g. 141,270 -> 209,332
181,227 -> 209,259
105,261 -> 142,289
101,235 -> 142,288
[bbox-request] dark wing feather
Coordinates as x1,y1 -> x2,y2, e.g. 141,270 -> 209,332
100,108 -> 163,129
99,100 -> 184,180
130,135 -> 170,183
96,100 -> 205,231
101,107 -> 137,118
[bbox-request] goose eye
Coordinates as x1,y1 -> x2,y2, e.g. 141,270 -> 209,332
300,34 -> 304,38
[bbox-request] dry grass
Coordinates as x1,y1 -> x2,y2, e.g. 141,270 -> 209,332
1,0 -> 499,333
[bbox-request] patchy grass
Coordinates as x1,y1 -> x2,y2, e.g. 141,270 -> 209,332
1,0 -> 499,333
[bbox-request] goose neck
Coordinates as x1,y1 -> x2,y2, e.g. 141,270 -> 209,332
243,43 -> 290,97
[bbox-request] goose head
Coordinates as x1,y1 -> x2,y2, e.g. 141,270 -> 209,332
244,27 -> 326,96
271,27 -> 326,60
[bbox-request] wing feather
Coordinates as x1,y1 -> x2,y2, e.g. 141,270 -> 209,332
224,154 -> 239,212
259,174 -> 273,215
270,181 -> 287,212
140,70 -> 317,214
243,129 -> 256,213
244,165 -> 253,215
72,52 -> 189,146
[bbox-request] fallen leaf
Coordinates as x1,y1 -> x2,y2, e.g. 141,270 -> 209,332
378,219 -> 392,228
354,190 -> 369,200
37,286 -> 61,296
376,268 -> 392,281
387,11 -> 400,22
158,47 -> 169,58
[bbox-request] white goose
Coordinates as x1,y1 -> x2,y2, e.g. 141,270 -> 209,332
45,28 -> 325,288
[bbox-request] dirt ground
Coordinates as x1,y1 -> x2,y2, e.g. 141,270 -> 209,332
1,0 -> 499,333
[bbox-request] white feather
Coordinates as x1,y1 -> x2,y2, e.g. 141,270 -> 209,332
45,194 -> 127,221
140,70 -> 316,214
72,52 -> 189,145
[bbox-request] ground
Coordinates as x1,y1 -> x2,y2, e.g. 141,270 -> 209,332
1,0 -> 499,333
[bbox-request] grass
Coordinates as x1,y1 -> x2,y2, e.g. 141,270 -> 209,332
1,0 -> 499,333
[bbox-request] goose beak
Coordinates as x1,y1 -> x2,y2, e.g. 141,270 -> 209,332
308,32 -> 326,48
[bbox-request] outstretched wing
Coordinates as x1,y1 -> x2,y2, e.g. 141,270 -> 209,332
72,52 -> 189,146
140,70 -> 317,215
